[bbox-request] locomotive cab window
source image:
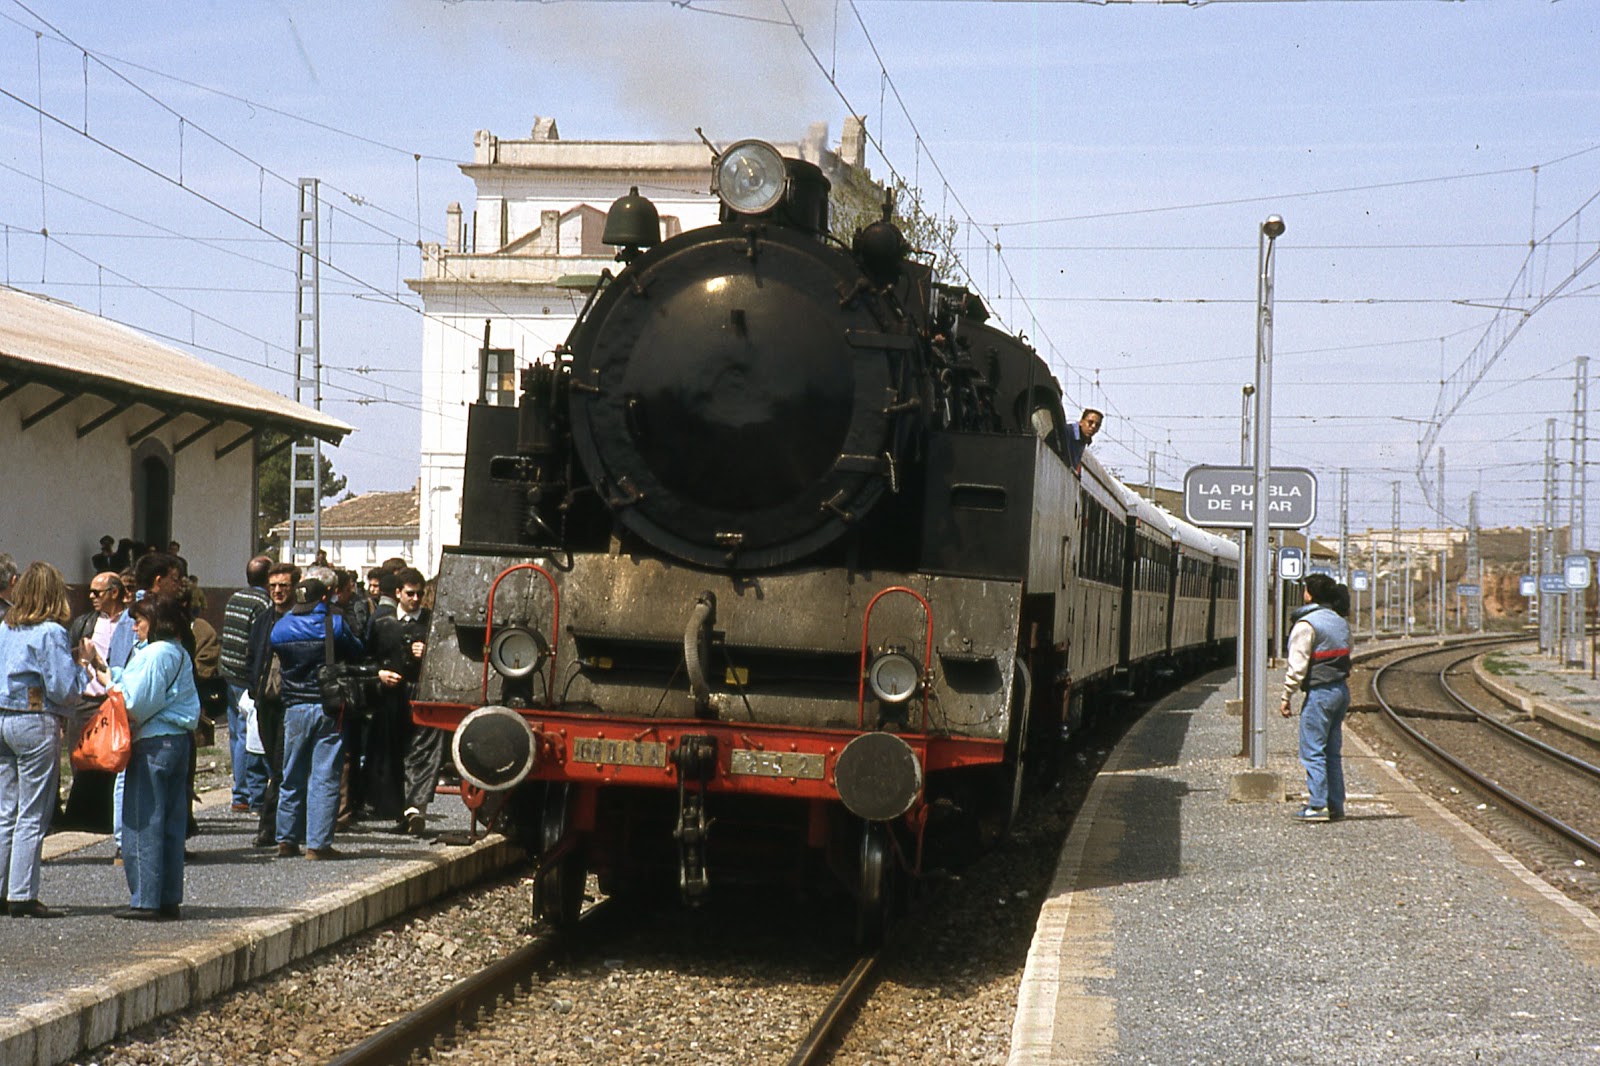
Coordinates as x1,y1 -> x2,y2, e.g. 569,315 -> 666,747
481,345 -> 518,407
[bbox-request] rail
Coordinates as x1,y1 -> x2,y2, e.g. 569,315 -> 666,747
1371,644 -> 1600,860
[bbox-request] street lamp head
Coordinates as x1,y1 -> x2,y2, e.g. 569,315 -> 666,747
1262,215 -> 1286,239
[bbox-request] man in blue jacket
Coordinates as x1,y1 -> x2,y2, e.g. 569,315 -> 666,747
271,571 -> 363,859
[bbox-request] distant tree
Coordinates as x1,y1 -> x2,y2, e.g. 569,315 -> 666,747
830,173 -> 966,285
255,431 -> 347,549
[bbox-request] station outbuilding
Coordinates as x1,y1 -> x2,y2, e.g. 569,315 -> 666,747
0,286 -> 351,585
268,484 -> 420,572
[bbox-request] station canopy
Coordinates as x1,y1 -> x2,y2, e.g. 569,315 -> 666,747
0,286 -> 351,455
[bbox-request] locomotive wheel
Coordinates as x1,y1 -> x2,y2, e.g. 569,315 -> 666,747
535,783 -> 586,928
855,821 -> 894,946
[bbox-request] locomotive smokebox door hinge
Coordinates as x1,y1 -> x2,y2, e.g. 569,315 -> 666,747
821,490 -> 857,523
671,735 -> 718,904
607,476 -> 643,509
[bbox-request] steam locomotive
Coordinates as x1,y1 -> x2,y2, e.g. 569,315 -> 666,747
412,139 -> 1239,937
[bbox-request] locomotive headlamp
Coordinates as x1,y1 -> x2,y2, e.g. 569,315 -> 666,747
489,625 -> 549,680
835,732 -> 923,821
866,649 -> 920,704
714,140 -> 787,215
452,705 -> 539,792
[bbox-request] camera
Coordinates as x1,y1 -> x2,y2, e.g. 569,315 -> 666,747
317,662 -> 380,716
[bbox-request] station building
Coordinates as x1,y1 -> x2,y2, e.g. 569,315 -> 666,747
0,286 -> 350,587
406,116 -> 877,571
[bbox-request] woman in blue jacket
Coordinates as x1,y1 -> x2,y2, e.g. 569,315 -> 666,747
0,562 -> 85,918
85,594 -> 200,920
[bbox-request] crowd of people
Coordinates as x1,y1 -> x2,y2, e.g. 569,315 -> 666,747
0,546 -> 439,921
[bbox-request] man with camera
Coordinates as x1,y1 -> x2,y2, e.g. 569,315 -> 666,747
269,568 -> 364,860
367,568 -> 433,833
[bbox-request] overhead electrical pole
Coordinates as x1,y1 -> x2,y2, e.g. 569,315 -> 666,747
1569,357 -> 1589,665
1339,468 -> 1349,582
288,177 -> 323,566
1390,482 -> 1401,631
1468,492 -> 1483,633
1543,418 -> 1559,655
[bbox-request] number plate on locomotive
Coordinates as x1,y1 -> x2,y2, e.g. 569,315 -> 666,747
730,749 -> 825,780
571,738 -> 667,768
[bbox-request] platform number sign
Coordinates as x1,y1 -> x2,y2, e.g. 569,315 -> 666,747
1277,546 -> 1304,581
1351,569 -> 1370,592
1520,575 -> 1537,598
1565,554 -> 1592,590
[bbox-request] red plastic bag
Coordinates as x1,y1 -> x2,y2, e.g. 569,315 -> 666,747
72,688 -> 132,773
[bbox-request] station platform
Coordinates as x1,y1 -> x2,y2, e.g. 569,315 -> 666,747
1,787 -> 521,1066
1009,645 -> 1600,1065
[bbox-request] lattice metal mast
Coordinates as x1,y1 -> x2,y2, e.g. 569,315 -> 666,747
1543,418 -> 1559,653
1390,481 -> 1401,630
1468,492 -> 1482,632
289,178 -> 323,565
1338,468 -> 1349,582
1416,189 -> 1600,514
1568,357 -> 1588,663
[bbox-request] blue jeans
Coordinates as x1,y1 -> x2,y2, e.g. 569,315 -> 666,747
0,711 -> 62,903
122,731 -> 192,910
227,682 -> 268,808
113,769 -> 124,848
277,702 -> 343,850
1298,682 -> 1349,814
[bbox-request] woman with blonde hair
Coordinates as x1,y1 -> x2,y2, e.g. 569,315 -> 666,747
0,562 -> 84,918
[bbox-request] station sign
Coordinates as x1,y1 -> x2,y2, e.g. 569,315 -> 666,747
1278,546 -> 1304,580
1182,466 -> 1318,529
1565,554 -> 1591,590
1307,564 -> 1337,578
1351,569 -> 1370,592
1456,584 -> 1481,597
1539,574 -> 1568,594
1520,574 -> 1536,598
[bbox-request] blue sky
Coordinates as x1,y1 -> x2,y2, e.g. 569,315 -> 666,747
1,0 -> 1596,546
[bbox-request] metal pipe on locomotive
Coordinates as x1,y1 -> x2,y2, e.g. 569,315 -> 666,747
412,138 -> 1238,937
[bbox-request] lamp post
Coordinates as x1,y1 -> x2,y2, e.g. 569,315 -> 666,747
1237,384 -> 1254,708
1248,215 -> 1285,770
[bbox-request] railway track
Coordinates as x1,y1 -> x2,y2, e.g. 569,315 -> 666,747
785,950 -> 883,1066
324,897 -> 619,1066
1368,641 -> 1600,863
321,892 -> 888,1066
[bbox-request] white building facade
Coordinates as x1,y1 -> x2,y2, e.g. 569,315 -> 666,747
270,486 -> 421,572
407,116 -> 873,571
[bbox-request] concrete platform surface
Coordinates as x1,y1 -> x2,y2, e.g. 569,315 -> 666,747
1009,659 -> 1600,1065
1,789 -> 521,1066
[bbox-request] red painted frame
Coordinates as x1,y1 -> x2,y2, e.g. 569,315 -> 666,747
414,701 -> 1004,804
480,562 -> 560,707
